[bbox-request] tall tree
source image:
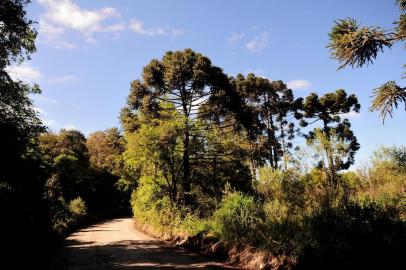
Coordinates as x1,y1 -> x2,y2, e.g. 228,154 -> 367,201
1,0 -> 43,184
0,1 -> 50,267
302,90 -> 360,189
123,105 -> 184,202
40,128 -> 129,218
233,73 -> 303,170
327,0 -> 406,122
123,49 -> 237,203
39,129 -> 91,202
86,128 -> 125,176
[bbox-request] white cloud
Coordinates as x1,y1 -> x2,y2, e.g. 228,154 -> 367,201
338,111 -> 361,119
227,32 -> 245,45
35,95 -> 58,105
39,18 -> 63,36
38,0 -> 119,32
39,18 -> 76,49
5,63 -> 42,82
40,119 -> 82,131
38,1 -> 183,46
85,35 -> 96,44
129,19 -> 183,37
129,19 -> 165,36
33,106 -> 48,115
43,119 -> 56,127
287,79 -> 312,90
171,29 -> 184,38
246,32 -> 269,52
48,75 -> 77,84
38,0 -> 124,48
103,23 -> 126,33
64,124 -> 77,130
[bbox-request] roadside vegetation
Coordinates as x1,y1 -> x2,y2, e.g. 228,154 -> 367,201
1,1 -> 405,269
120,48 -> 405,269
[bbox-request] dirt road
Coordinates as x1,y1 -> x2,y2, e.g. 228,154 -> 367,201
50,218 -> 239,270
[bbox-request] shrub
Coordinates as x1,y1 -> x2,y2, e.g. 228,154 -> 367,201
68,197 -> 87,218
212,192 -> 264,245
262,198 -> 312,255
50,196 -> 87,234
52,217 -> 73,234
297,199 -> 406,270
257,168 -> 308,212
131,175 -> 209,236
256,167 -> 285,199
355,145 -> 406,200
263,199 -> 289,223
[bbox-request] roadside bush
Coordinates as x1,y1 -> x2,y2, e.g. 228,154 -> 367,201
52,216 -> 73,234
131,175 -> 208,236
254,168 -> 313,253
131,176 -> 167,232
257,168 -> 308,212
263,199 -> 289,223
362,165 -> 406,198
355,145 -> 406,199
212,192 -> 265,245
68,197 -> 87,219
262,199 -> 309,254
50,196 -> 88,234
49,196 -> 70,234
296,198 -> 406,270
129,148 -> 406,269
256,167 -> 285,199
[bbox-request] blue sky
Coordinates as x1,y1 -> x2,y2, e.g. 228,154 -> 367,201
7,0 -> 405,168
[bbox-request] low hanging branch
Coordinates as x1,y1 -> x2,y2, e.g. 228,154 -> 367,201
328,2 -> 406,122
370,81 -> 406,123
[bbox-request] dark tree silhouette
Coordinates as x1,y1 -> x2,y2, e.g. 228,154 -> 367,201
0,1 -> 51,268
233,73 -> 303,170
302,89 -> 361,171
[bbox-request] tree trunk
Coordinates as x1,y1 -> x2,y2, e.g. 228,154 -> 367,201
322,119 -> 337,207
279,122 -> 288,171
267,117 -> 276,169
181,85 -> 192,205
249,142 -> 257,184
268,133 -> 274,168
270,117 -> 278,169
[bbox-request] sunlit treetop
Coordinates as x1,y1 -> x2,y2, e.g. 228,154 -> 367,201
328,18 -> 393,70
370,81 -> 406,122
328,0 -> 406,123
328,0 -> 406,70
302,89 -> 360,126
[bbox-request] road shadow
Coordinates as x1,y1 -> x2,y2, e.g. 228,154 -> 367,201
52,238 -> 239,270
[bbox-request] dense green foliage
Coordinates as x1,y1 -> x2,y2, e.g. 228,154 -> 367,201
1,0 -> 127,267
232,74 -> 303,170
39,129 -> 128,234
1,2 -> 405,269
125,50 -> 405,269
0,3 -> 128,256
212,192 -> 264,245
1,1 -> 49,268
122,49 -> 248,204
0,3 -> 133,267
